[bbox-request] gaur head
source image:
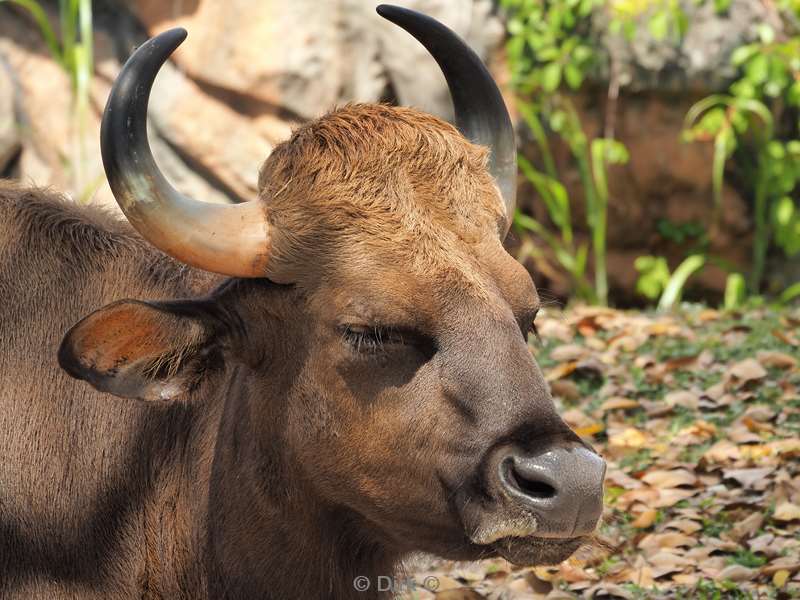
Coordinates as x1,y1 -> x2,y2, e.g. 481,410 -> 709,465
59,5 -> 605,565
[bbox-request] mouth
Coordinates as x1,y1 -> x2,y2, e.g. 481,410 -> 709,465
490,534 -> 585,565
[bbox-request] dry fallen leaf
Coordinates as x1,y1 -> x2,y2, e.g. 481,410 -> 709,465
550,379 -> 581,402
723,467 -> 774,489
703,440 -> 741,463
608,428 -> 648,448
652,488 -> 698,508
773,569 -> 790,588
772,329 -> 798,346
773,502 -> 800,522
663,390 -> 700,409
728,512 -> 764,542
728,358 -> 768,384
639,532 -> 696,552
748,533 -> 775,554
641,469 -> 697,488
757,350 -> 798,370
550,344 -> 589,362
664,519 -> 702,535
572,422 -> 604,437
631,508 -> 659,529
546,361 -> 578,382
600,397 -> 640,412
717,564 -> 757,582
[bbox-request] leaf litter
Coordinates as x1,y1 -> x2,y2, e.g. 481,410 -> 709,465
405,305 -> 800,599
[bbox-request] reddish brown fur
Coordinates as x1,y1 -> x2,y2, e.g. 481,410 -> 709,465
0,104 -> 588,599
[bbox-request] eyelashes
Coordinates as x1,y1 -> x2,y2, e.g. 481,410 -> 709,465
339,324 -> 437,359
339,325 -> 413,355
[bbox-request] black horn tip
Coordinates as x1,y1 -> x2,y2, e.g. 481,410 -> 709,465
146,27 -> 188,54
376,5 -> 430,27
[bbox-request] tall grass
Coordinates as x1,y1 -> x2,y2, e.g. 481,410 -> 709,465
1,0 -> 98,202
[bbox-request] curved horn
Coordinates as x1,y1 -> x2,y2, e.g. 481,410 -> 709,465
101,29 -> 271,277
376,5 -> 517,237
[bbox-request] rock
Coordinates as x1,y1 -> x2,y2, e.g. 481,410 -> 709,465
2,0 -> 504,212
0,60 -> 20,173
131,0 -> 341,120
377,0 -> 504,120
147,59 -> 292,201
0,6 -> 86,197
129,0 -> 503,121
595,0 -> 773,92
0,4 -> 237,207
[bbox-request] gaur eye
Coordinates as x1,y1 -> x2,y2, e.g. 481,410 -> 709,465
340,325 -> 405,354
339,325 -> 435,358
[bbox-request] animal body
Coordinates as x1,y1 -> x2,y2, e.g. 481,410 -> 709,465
0,6 -> 605,599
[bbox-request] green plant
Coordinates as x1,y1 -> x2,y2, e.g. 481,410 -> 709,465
505,0 -> 799,308
1,0 -> 97,202
504,0 -> 629,305
684,16 -> 800,299
723,272 -> 747,310
634,254 -> 706,311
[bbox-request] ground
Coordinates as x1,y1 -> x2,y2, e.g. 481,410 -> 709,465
404,305 -> 800,600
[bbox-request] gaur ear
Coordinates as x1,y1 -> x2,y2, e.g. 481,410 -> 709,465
58,299 -> 220,402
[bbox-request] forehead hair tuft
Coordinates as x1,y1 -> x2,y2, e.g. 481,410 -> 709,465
255,103 -> 506,286
259,103 -> 491,194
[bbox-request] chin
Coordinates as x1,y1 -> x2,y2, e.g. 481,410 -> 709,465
490,535 -> 586,566
429,534 -> 585,566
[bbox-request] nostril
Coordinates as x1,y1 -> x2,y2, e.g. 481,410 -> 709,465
509,466 -> 557,499
502,458 -> 558,501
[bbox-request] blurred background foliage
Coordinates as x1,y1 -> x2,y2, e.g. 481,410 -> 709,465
0,0 -> 798,310
502,0 -> 799,309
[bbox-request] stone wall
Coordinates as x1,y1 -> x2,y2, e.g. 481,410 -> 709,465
0,0 -> 503,207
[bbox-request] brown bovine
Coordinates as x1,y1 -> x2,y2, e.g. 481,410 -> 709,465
0,6 -> 605,599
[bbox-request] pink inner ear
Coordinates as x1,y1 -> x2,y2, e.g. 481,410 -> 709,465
70,303 -> 170,372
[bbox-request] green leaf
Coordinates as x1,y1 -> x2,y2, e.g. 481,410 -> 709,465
550,110 -> 567,133
518,156 -> 572,237
772,196 -> 795,227
756,23 -> 775,44
764,80 -> 783,98
658,254 -> 706,311
714,0 -> 732,13
541,62 -> 562,92
723,273 -> 747,310
787,81 -> 800,106
730,79 -> 756,99
648,11 -> 669,41
635,256 -> 670,301
745,53 -> 769,85
779,282 -> 800,305
564,63 -> 584,89
730,44 -> 758,66
572,44 -> 593,64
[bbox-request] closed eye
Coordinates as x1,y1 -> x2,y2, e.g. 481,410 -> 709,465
339,325 -> 436,359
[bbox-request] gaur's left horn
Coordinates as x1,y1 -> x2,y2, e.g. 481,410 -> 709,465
377,4 -> 517,237
101,29 -> 272,277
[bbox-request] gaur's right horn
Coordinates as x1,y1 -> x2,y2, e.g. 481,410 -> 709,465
101,29 -> 272,278
377,5 -> 517,238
